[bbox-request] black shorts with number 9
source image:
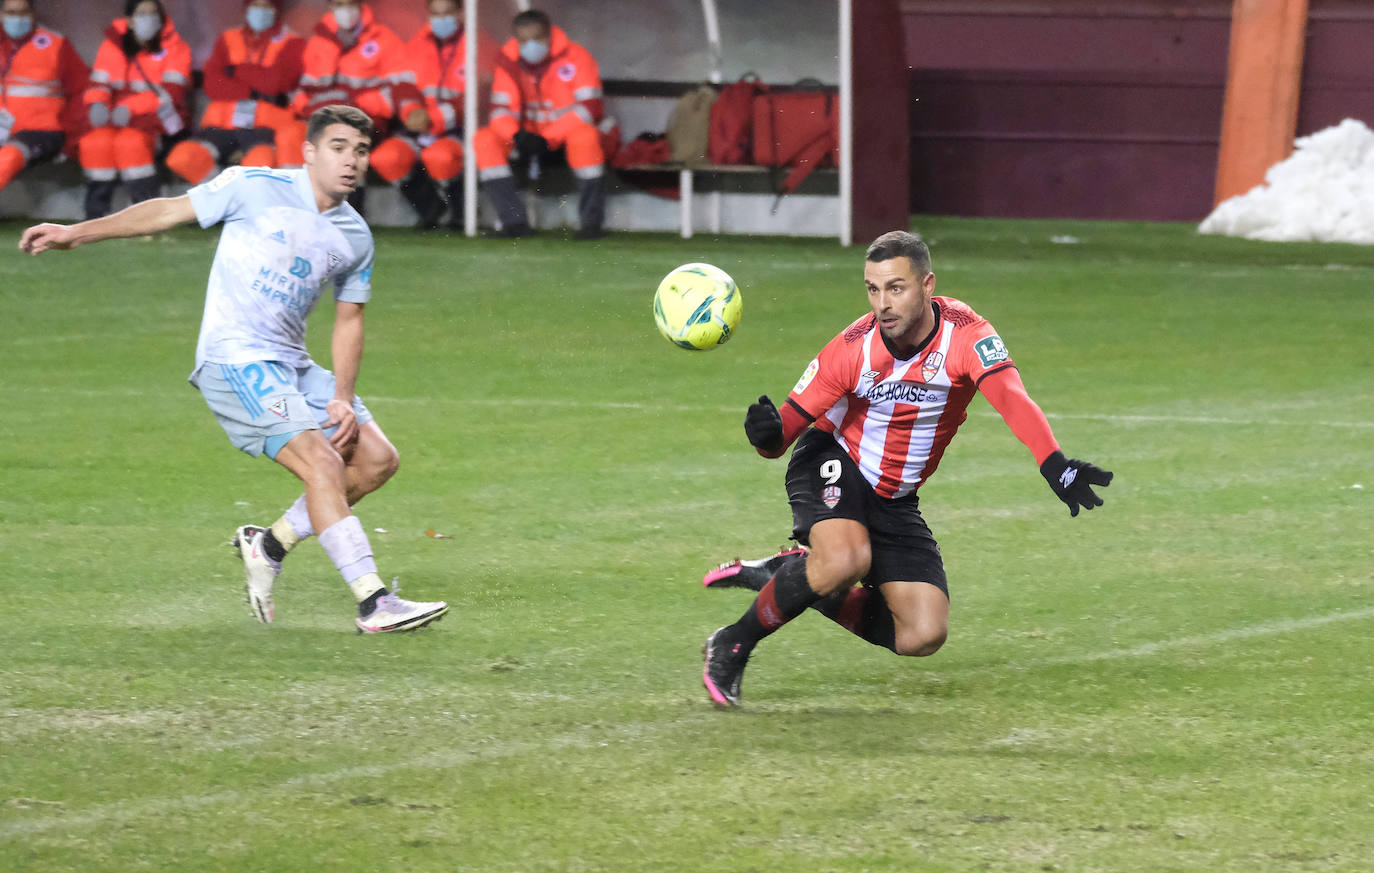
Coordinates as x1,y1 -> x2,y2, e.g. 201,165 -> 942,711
784,428 -> 949,596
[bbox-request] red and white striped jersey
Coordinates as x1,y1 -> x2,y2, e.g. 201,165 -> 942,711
786,296 -> 1017,498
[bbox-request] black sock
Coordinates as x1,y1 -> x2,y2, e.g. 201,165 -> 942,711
724,557 -> 821,652
261,528 -> 287,563
358,587 -> 386,617
811,586 -> 897,652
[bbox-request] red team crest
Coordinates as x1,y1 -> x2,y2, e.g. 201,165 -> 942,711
822,486 -> 842,508
920,350 -> 944,383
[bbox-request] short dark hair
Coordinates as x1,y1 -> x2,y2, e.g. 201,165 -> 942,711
306,105 -> 372,144
866,230 -> 931,276
512,10 -> 551,34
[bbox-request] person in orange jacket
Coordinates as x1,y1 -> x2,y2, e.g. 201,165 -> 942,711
474,9 -> 607,239
293,0 -> 406,210
164,0 -> 305,185
370,0 -> 468,229
79,0 -> 191,219
294,0 -> 405,136
0,0 -> 89,194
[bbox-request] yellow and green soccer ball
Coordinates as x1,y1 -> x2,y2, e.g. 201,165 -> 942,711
652,263 -> 742,350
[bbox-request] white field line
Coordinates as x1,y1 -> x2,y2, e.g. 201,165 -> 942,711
1022,605 -> 1374,669
4,606 -> 1372,839
367,396 -> 1374,431
7,386 -> 1372,429
0,717 -> 696,839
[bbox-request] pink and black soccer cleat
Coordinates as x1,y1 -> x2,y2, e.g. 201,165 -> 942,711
700,545 -> 808,590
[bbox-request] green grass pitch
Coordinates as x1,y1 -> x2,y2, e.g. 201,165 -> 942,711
1,216 -> 1371,872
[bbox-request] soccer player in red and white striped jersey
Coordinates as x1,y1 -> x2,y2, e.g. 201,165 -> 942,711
702,230 -> 1113,708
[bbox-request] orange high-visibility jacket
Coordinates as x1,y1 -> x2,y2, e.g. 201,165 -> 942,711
293,4 -> 405,131
84,17 -> 192,136
199,23 -> 305,130
0,25 -> 89,133
393,24 -> 468,136
488,26 -> 603,141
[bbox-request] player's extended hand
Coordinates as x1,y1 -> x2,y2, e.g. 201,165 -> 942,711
744,395 -> 783,453
324,398 -> 359,452
1039,450 -> 1113,517
18,223 -> 78,255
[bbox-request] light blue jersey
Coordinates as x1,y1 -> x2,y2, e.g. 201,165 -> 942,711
187,166 -> 374,374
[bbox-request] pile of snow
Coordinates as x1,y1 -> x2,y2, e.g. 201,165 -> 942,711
1199,118 -> 1374,244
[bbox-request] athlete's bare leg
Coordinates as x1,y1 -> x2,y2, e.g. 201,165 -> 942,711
800,517 -> 871,595
273,429 -> 350,533
341,421 -> 399,505
876,580 -> 949,656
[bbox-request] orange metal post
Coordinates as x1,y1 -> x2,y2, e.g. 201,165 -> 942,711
1213,0 -> 1309,206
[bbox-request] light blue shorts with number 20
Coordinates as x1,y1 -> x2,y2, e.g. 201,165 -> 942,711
192,360 -> 374,459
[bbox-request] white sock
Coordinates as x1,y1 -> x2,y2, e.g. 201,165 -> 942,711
316,516 -> 382,599
272,494 -> 314,552
348,572 -> 386,603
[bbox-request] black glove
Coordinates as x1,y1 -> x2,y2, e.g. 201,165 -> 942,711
249,89 -> 291,108
1040,450 -> 1113,517
744,395 -> 783,453
514,130 -> 549,158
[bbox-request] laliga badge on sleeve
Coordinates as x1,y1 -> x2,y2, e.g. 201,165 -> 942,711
793,358 -> 820,394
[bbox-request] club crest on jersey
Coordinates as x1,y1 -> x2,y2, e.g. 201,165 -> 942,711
268,399 -> 289,420
794,358 -> 820,393
822,485 -> 842,508
920,351 -> 945,382
975,335 -> 1009,367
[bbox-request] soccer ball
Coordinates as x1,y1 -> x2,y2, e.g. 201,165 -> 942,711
653,262 -> 742,350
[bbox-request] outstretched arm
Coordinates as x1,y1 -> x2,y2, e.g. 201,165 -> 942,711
19,196 -> 198,255
979,367 -> 1113,516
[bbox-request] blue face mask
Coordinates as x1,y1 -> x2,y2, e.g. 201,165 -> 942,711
429,15 -> 458,41
245,6 -> 276,33
3,15 -> 34,39
518,39 -> 548,65
131,13 -> 161,43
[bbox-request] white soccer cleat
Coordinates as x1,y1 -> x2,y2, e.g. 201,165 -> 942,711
356,587 -> 449,634
231,524 -> 281,623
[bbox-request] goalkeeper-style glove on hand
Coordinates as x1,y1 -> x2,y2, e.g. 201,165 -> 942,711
1039,450 -> 1113,517
744,395 -> 784,454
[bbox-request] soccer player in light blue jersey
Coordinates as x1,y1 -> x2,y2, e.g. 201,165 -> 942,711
20,104 -> 448,634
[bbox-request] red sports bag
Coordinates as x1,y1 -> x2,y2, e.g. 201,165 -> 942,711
707,74 -> 766,165
752,88 -> 838,203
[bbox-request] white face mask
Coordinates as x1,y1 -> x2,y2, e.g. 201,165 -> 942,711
131,13 -> 161,43
332,6 -> 361,31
